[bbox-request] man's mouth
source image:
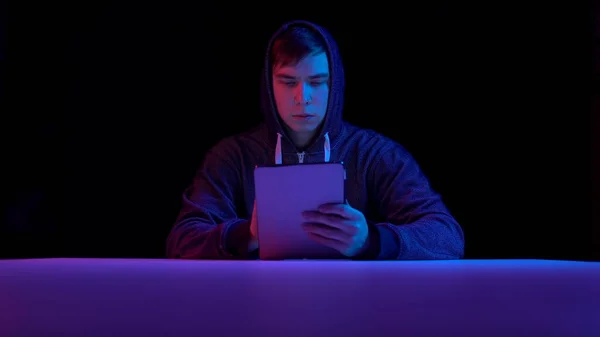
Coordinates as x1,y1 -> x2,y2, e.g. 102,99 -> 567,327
292,114 -> 315,120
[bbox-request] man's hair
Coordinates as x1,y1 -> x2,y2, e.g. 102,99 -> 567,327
270,26 -> 327,69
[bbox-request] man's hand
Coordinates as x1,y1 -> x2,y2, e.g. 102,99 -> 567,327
301,202 -> 369,257
248,201 -> 259,252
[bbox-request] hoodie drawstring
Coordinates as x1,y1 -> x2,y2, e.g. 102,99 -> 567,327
274,132 -> 331,165
275,133 -> 283,165
323,132 -> 331,162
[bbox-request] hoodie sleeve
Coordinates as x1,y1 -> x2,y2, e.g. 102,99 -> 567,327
359,137 -> 465,260
166,140 -> 252,260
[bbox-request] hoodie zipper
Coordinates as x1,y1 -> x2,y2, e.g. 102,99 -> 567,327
297,152 -> 305,163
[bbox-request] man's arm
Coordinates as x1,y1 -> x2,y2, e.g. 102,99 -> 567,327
361,139 -> 465,260
166,141 -> 251,260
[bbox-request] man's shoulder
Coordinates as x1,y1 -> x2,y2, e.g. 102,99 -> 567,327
342,122 -> 405,151
203,124 -> 269,169
210,124 -> 268,153
341,123 -> 416,174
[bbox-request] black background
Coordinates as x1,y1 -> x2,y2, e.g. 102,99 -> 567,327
3,1 -> 599,260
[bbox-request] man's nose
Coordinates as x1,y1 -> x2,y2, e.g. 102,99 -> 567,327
294,83 -> 312,105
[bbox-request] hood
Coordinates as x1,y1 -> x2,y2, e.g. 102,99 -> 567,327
259,20 -> 346,164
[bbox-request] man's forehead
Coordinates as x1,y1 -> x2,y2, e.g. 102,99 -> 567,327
274,53 -> 329,78
274,72 -> 329,79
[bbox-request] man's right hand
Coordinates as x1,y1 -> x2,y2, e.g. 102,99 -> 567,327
248,200 -> 259,252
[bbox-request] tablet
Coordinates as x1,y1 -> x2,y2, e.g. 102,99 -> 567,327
254,162 -> 347,260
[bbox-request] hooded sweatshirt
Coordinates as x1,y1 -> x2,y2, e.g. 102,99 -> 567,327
166,20 -> 465,260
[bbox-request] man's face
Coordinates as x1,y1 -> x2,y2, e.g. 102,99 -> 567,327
272,52 -> 330,138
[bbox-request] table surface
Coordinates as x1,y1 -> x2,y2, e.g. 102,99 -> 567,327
1,258 -> 599,337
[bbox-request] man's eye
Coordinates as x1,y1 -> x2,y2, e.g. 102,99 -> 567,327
283,82 -> 297,87
310,81 -> 326,86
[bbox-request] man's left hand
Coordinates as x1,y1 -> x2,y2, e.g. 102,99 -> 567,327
301,203 -> 369,257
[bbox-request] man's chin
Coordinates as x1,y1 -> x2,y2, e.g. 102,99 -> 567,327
290,125 -> 318,134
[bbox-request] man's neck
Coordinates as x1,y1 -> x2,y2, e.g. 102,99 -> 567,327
283,122 -> 325,151
290,131 -> 318,151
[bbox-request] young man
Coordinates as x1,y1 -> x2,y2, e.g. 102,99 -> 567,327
166,20 -> 465,260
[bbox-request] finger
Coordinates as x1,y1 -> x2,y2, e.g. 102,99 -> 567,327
302,222 -> 352,242
302,211 -> 357,234
305,232 -> 347,253
317,203 -> 362,220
